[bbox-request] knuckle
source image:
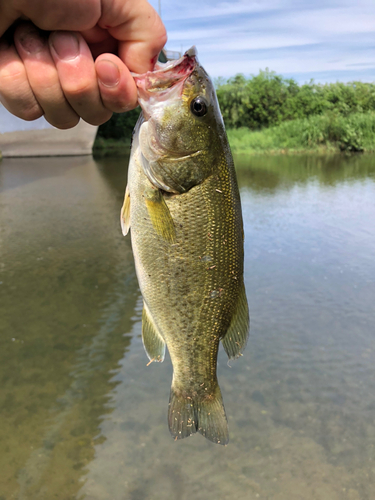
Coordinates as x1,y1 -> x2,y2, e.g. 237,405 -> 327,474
113,100 -> 137,114
0,62 -> 24,85
0,88 -> 42,121
63,81 -> 94,98
159,29 -> 168,48
30,68 -> 58,90
152,14 -> 168,48
85,110 -> 112,126
20,105 -> 43,121
51,117 -> 80,130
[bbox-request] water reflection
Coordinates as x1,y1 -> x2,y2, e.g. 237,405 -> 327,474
1,154 -> 375,500
0,157 -> 138,499
235,153 -> 375,192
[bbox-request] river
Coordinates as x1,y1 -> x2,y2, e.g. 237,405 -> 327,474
0,153 -> 374,500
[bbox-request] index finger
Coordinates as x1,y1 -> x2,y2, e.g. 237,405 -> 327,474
99,0 -> 167,74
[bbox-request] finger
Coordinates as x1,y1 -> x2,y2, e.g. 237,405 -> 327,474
95,54 -> 138,113
81,26 -> 118,59
49,31 -> 112,126
0,38 -> 42,120
80,25 -> 111,45
87,38 -> 118,60
14,1 -> 101,32
99,0 -> 167,73
14,23 -> 80,129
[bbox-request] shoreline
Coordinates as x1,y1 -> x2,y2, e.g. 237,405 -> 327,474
92,137 -> 374,159
93,111 -> 375,158
93,137 -> 131,157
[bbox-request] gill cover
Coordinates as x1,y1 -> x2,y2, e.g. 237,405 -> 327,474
133,47 -> 218,193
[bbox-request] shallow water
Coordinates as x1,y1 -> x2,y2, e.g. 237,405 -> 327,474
0,153 -> 375,500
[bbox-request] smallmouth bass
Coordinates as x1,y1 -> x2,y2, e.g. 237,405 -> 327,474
121,47 -> 249,445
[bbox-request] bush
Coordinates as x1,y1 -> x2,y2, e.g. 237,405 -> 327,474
97,108 -> 141,141
96,71 -> 375,147
216,71 -> 375,130
226,111 -> 375,154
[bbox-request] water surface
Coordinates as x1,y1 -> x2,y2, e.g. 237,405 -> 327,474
1,154 -> 375,500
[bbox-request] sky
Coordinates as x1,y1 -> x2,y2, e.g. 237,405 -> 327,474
149,0 -> 375,83
1,0 -> 374,132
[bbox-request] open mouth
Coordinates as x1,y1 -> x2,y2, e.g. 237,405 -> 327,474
133,47 -> 198,103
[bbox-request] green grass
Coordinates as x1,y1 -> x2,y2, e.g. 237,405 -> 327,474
93,111 -> 375,157
227,112 -> 375,155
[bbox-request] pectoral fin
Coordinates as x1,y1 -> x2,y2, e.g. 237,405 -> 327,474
144,187 -> 176,244
221,283 -> 250,360
120,185 -> 131,236
142,303 -> 166,363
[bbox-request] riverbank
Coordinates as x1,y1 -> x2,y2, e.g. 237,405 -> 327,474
94,71 -> 375,157
227,111 -> 375,155
93,111 -> 375,158
93,137 -> 131,157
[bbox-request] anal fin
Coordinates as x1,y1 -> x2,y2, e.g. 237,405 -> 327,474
221,282 -> 250,360
142,303 -> 165,363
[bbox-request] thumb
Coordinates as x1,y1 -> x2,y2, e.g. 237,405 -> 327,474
99,0 -> 167,74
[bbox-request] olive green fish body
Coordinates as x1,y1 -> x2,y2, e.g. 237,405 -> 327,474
122,48 -> 249,444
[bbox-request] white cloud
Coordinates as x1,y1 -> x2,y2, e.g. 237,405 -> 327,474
149,0 -> 375,81
271,7 -> 375,36
203,48 -> 375,81
168,33 -> 318,51
152,0 -> 290,21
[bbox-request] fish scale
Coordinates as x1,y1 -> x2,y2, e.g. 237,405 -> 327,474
121,47 -> 249,444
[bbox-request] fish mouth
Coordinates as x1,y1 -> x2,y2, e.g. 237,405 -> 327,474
132,47 -> 198,117
133,47 -> 197,93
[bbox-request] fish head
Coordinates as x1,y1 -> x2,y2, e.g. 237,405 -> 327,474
133,47 -> 226,193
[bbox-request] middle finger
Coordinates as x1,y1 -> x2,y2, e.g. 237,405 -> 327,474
14,22 -> 80,129
49,30 -> 112,126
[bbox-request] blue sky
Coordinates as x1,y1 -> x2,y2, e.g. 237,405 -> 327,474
149,0 -> 375,83
1,0 -> 374,132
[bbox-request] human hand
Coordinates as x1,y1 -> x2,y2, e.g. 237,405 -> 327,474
0,0 -> 166,128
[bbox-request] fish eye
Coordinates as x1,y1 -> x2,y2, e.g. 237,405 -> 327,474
190,96 -> 208,117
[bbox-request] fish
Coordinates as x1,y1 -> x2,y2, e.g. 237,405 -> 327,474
121,47 -> 249,445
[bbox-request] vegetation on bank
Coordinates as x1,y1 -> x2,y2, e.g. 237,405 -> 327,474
94,70 -> 375,156
93,137 -> 131,157
227,111 -> 375,155
94,107 -> 140,156
216,70 -> 375,130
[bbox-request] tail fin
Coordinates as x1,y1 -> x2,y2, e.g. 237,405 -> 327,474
168,384 -> 229,445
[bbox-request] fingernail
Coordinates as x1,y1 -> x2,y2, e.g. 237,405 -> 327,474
19,27 -> 45,54
50,32 -> 79,61
97,60 -> 120,87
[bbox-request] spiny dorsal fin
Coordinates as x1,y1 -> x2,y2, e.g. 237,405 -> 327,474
142,303 -> 166,363
120,185 -> 131,236
144,187 -> 176,244
221,282 -> 250,360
